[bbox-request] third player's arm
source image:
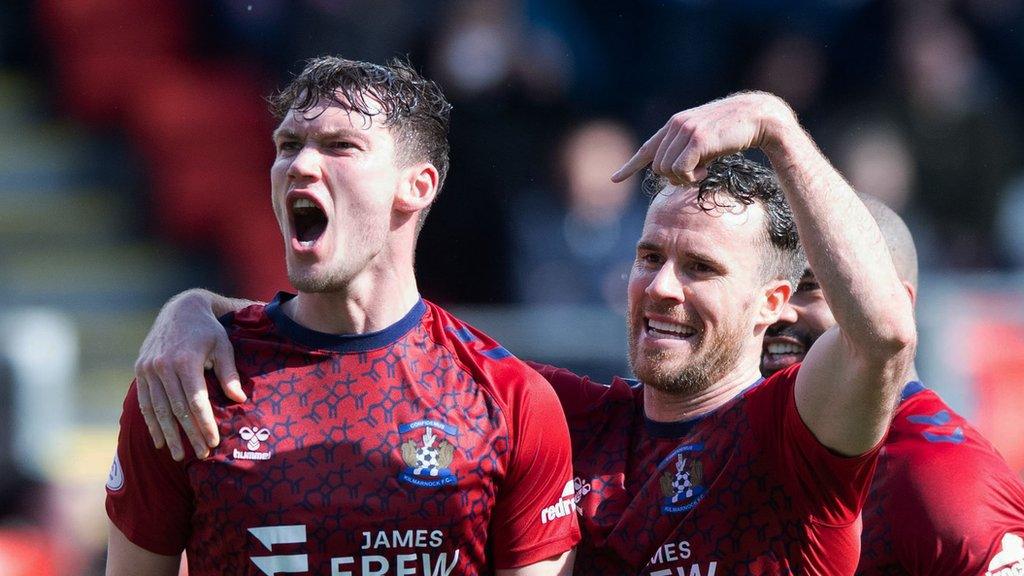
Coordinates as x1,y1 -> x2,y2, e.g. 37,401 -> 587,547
758,96 -> 916,456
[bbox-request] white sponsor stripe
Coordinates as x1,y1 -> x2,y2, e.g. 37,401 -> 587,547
248,525 -> 307,550
251,555 -> 308,576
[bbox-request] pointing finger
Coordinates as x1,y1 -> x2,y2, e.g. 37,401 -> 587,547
612,124 -> 668,183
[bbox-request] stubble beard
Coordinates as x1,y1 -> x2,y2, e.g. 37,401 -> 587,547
286,258 -> 353,294
628,313 -> 747,398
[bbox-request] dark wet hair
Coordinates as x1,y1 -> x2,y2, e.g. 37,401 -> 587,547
644,153 -> 805,284
269,56 -> 453,231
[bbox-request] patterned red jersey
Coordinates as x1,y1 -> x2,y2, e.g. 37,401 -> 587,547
858,382 -> 1024,576
107,293 -> 579,575
531,362 -> 879,575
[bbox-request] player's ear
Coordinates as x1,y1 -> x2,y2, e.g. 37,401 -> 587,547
757,279 -> 792,327
395,162 -> 438,215
902,280 -> 917,308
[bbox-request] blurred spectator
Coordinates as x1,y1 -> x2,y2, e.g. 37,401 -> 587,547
510,119 -> 645,314
996,174 -> 1024,268
745,34 -> 827,116
890,7 -> 1022,269
432,0 -> 524,99
835,116 -> 916,212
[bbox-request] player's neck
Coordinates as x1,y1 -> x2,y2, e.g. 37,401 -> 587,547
907,364 -> 921,383
643,358 -> 763,424
285,266 -> 421,335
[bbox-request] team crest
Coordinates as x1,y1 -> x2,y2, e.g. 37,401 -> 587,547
658,444 -> 706,513
398,420 -> 459,488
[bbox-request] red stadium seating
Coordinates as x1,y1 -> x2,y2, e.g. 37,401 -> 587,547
37,0 -> 289,297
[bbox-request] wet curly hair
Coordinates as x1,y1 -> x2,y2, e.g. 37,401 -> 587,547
644,154 -> 805,284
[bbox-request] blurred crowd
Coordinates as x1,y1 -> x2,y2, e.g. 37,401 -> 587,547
16,0 -> 1024,310
199,0 -> 1024,309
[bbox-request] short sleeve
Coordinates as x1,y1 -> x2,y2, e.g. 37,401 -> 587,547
747,366 -> 882,574
105,380 -> 194,555
489,369 -> 581,568
762,365 -> 882,526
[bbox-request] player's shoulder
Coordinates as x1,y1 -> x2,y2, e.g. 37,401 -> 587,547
219,296 -> 276,336
882,383 -> 1024,535
526,361 -> 638,417
889,384 -> 997,463
741,362 -> 800,409
421,300 -> 554,402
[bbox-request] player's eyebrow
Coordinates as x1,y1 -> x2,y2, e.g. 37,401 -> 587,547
637,240 -> 726,270
272,127 -> 369,145
271,127 -> 299,143
635,240 -> 661,253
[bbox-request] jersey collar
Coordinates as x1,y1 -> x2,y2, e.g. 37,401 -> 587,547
642,376 -> 765,439
266,291 -> 426,353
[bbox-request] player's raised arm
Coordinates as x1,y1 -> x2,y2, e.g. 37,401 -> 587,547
135,288 -> 253,460
615,92 -> 915,456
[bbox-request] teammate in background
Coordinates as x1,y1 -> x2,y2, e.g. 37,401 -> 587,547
104,56 -> 579,576
761,195 -> 1024,575
132,92 -> 916,573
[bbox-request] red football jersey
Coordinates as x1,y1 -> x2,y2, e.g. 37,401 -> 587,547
107,293 -> 579,575
858,382 -> 1024,575
531,362 -> 879,575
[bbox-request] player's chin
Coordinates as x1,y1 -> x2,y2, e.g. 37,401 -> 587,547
286,262 -> 338,293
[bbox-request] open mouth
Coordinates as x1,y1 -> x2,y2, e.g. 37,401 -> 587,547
761,339 -> 806,370
764,342 -> 805,356
646,318 -> 698,340
291,198 -> 327,247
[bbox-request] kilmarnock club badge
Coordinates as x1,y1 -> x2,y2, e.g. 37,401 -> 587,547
659,443 -> 707,513
398,420 -> 459,487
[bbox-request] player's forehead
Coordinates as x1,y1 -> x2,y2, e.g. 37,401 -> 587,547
273,93 -> 390,140
641,185 -> 766,251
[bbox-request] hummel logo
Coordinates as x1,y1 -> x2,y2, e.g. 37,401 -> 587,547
234,427 -> 272,461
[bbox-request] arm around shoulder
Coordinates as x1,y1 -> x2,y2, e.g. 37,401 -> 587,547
134,288 -> 258,460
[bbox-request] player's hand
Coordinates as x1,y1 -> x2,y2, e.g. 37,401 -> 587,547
134,289 -> 245,461
611,92 -> 796,185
